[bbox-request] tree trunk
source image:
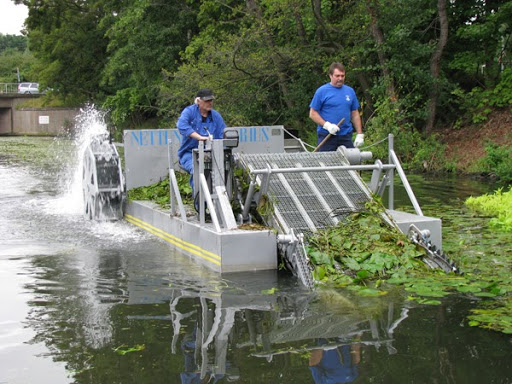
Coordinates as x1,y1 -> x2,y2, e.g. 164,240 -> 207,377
245,0 -> 294,109
425,0 -> 448,135
311,0 -> 324,44
366,0 -> 397,102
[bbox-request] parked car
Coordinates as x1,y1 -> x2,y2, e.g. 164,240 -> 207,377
18,82 -> 39,94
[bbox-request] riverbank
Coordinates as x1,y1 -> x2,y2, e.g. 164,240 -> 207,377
437,109 -> 512,173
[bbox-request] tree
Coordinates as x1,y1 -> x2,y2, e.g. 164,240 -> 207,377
425,0 -> 448,135
101,0 -> 201,126
17,0 -> 109,102
0,33 -> 27,53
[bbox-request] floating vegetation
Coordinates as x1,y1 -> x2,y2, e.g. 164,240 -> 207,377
307,199 -> 512,333
465,187 -> 512,232
127,172 -> 193,208
468,298 -> 512,334
0,136 -> 75,173
113,344 -> 146,355
306,200 -> 426,288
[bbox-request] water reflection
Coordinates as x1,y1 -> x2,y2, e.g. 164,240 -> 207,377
22,247 -> 411,383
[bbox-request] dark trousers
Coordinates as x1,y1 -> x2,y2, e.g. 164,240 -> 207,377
317,133 -> 354,152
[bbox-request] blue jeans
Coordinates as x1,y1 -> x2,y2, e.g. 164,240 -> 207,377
179,152 -> 194,190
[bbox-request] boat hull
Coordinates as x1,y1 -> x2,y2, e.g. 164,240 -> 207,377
125,200 -> 278,273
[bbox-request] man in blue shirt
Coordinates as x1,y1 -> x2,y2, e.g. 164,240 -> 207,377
309,62 -> 364,151
309,340 -> 361,384
177,88 -> 226,190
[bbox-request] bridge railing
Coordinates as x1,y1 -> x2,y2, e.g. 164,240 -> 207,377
0,83 -> 20,94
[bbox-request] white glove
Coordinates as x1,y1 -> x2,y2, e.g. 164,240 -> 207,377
322,121 -> 340,135
354,133 -> 364,147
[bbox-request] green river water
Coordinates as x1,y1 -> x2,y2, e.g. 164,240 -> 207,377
0,136 -> 510,384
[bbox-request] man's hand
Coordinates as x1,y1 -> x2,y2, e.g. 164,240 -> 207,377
354,133 -> 364,147
323,121 -> 340,135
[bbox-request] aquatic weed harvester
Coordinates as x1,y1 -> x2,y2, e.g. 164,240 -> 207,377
82,126 -> 458,288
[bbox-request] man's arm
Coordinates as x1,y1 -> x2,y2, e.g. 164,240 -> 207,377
177,107 -> 208,141
189,131 -> 208,141
310,107 -> 340,135
351,109 -> 363,134
309,108 -> 325,127
309,349 -> 324,366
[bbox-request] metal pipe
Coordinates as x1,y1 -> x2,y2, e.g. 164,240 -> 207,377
200,174 -> 221,232
389,149 -> 423,216
167,139 -> 176,215
250,163 -> 396,175
388,134 -> 394,210
198,142 -> 205,224
242,179 -> 256,220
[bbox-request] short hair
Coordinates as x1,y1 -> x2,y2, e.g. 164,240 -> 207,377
328,62 -> 346,75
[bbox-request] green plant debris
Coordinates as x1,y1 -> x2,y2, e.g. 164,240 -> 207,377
306,200 -> 426,288
113,344 -> 146,355
307,199 -> 512,334
468,298 -> 512,334
127,172 -> 193,208
238,223 -> 272,231
465,187 -> 512,232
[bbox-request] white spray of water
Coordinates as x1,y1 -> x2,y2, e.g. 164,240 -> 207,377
47,105 -> 110,216
38,106 -> 150,243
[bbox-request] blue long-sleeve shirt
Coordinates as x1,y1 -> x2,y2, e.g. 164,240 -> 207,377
177,104 -> 226,160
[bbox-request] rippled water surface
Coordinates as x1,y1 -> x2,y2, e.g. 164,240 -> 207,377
0,136 -> 510,384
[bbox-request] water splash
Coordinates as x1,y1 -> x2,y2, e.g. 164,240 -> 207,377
55,106 -> 111,215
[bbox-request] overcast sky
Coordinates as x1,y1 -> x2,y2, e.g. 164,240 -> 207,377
0,0 -> 28,35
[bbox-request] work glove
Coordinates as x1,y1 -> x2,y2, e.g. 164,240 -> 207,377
322,121 -> 340,135
354,133 -> 364,148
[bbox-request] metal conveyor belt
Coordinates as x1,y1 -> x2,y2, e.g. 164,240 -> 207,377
237,151 -> 373,239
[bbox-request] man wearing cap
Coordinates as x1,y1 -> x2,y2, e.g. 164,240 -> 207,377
177,88 -> 226,190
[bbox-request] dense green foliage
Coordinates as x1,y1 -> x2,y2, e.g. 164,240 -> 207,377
0,34 -> 27,53
11,0 -> 511,161
478,142 -> 512,183
465,187 -> 512,231
307,201 -> 426,286
0,33 -> 35,83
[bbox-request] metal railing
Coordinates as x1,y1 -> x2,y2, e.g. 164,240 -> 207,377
0,83 -> 20,94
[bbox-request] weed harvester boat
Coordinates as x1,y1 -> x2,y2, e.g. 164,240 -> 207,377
82,126 -> 458,287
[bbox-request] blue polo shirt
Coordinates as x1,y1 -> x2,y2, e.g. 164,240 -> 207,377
177,104 -> 226,160
310,83 -> 360,136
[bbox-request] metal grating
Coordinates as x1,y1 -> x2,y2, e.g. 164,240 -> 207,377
237,151 -> 372,238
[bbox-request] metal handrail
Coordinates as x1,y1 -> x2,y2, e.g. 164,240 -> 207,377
387,134 -> 423,216
0,83 -> 19,94
250,163 -> 396,175
167,140 -> 187,220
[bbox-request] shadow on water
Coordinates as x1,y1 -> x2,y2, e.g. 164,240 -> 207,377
0,134 -> 511,383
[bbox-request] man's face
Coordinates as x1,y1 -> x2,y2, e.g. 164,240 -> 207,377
198,98 -> 214,113
329,68 -> 345,88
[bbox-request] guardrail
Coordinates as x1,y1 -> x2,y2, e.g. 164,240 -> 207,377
0,83 -> 20,94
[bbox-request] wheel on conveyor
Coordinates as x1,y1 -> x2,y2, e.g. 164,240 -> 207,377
82,134 -> 125,220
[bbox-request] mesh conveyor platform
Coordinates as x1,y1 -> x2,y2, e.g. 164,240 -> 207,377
237,151 -> 373,238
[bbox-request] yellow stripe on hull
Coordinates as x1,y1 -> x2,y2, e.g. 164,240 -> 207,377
125,214 -> 221,266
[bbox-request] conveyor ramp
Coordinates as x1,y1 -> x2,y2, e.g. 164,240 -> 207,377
237,150 -> 375,288
238,151 -> 372,238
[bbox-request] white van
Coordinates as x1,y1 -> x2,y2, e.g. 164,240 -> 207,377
18,82 -> 39,94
